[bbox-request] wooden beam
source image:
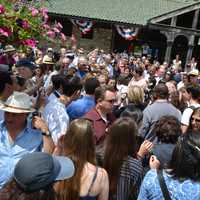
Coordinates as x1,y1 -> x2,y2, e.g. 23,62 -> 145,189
171,16 -> 177,26
150,3 -> 200,23
192,9 -> 200,28
148,23 -> 200,36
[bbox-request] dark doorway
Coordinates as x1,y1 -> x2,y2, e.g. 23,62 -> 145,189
171,35 -> 188,69
113,28 -> 132,53
113,28 -> 167,62
136,28 -> 167,62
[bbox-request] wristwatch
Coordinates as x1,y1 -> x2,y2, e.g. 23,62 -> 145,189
42,130 -> 51,136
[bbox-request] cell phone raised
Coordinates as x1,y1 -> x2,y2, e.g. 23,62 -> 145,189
31,111 -> 41,129
32,111 -> 41,118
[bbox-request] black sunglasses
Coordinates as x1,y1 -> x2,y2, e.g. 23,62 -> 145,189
105,99 -> 115,104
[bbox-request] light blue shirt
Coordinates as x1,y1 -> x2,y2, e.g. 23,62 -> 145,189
0,100 -> 4,122
43,98 -> 69,145
0,110 -> 4,122
107,64 -> 113,78
46,91 -> 60,105
0,121 -> 43,189
138,169 -> 200,200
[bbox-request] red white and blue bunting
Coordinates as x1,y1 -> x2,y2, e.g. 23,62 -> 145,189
116,26 -> 139,40
71,19 -> 93,34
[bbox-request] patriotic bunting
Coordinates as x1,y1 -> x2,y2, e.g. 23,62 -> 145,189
71,19 -> 93,34
116,26 -> 139,40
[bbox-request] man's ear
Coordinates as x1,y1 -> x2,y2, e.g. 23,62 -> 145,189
97,98 -> 103,105
5,83 -> 13,92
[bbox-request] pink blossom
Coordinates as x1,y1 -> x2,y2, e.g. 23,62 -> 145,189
40,7 -> 49,22
22,39 -> 37,47
22,20 -> 30,29
0,27 -> 12,37
55,22 -> 63,30
40,7 -> 48,16
0,4 -> 5,14
42,23 -> 50,30
29,7 -> 39,17
53,27 -> 60,33
60,33 -> 66,41
46,30 -> 55,38
43,14 -> 49,23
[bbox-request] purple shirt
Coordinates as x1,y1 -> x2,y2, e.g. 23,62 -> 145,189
83,108 -> 115,144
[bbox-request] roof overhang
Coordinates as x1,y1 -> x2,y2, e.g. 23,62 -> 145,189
148,22 -> 200,36
149,2 -> 200,24
47,0 -> 198,26
49,12 -> 143,27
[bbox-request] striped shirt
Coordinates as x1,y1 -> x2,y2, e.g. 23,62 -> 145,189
111,156 -> 143,200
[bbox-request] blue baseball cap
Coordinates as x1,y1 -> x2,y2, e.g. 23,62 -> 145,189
14,152 -> 75,192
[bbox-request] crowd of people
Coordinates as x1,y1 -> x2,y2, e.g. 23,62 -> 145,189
0,44 -> 200,200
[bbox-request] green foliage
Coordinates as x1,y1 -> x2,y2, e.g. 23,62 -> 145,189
0,0 -> 67,48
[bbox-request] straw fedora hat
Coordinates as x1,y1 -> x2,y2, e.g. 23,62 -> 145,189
3,45 -> 16,53
188,69 -> 199,76
42,55 -> 55,65
1,92 -> 35,113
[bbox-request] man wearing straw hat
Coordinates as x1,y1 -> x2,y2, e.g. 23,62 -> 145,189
0,45 -> 16,70
0,91 -> 54,189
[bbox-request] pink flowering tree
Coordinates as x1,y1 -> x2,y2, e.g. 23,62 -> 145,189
0,0 -> 67,48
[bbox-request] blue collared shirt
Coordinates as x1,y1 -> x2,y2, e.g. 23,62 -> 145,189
0,100 -> 4,122
0,121 -> 43,189
43,98 -> 69,145
67,95 -> 95,120
46,90 -> 61,105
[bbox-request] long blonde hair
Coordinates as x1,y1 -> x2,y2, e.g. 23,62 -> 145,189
55,119 -> 96,200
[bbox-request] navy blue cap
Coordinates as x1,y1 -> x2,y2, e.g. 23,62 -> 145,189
14,152 -> 75,192
15,59 -> 37,71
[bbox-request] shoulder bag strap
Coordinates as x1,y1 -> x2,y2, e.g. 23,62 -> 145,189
87,167 -> 99,195
156,169 -> 172,200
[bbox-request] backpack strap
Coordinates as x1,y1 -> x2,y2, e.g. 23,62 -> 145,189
87,167 -> 98,195
157,169 -> 172,200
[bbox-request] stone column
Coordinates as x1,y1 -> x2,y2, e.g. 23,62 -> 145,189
171,16 -> 177,26
165,40 -> 173,64
161,31 -> 175,64
185,35 -> 195,71
185,9 -> 199,70
164,17 -> 177,64
192,9 -> 199,29
185,45 -> 194,71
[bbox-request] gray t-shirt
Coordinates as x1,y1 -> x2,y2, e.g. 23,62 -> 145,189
139,100 -> 181,142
